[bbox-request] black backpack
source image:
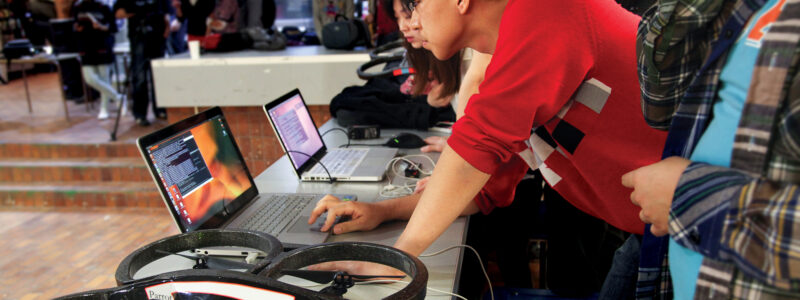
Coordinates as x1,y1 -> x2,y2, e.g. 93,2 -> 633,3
2,39 -> 34,59
321,15 -> 371,50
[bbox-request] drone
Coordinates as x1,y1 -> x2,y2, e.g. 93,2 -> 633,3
56,229 -> 428,300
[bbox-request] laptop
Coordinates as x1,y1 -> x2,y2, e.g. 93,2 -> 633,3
264,88 -> 398,182
137,107 -> 348,249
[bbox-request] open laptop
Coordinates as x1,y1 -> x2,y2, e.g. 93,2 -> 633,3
264,88 -> 398,182
137,107 -> 348,249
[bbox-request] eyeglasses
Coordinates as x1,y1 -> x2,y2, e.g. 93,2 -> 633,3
404,0 -> 418,12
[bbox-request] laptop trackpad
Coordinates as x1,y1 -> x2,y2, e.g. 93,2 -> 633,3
287,217 -> 313,233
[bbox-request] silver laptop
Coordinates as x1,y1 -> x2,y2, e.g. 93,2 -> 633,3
136,107 -> 350,249
264,88 -> 397,182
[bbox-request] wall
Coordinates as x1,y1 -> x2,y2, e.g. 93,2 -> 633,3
166,105 -> 331,176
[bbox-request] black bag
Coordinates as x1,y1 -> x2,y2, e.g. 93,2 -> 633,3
2,39 -> 34,59
330,77 -> 455,130
322,15 -> 371,50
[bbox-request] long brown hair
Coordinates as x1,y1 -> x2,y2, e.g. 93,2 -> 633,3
382,0 -> 462,97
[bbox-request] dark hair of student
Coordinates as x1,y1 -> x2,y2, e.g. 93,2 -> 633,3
381,0 -> 462,98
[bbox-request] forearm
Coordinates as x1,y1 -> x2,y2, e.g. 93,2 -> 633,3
394,146 -> 489,256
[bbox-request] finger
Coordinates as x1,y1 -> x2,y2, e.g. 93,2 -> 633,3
333,218 -> 362,234
321,206 -> 345,232
650,224 -> 669,237
309,195 -> 340,224
630,190 -> 640,206
420,145 -> 432,153
621,170 -> 636,188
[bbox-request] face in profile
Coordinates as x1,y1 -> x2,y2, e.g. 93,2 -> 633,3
393,0 -> 423,48
410,0 -> 462,60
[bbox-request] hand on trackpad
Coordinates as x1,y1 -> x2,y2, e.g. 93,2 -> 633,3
309,212 -> 341,232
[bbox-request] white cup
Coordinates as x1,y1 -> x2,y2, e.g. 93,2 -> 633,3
188,41 -> 200,60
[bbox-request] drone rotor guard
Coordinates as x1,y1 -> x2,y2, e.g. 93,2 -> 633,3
259,242 -> 428,300
114,229 -> 283,286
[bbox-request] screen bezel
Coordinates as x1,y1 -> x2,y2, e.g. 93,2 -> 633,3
136,106 -> 258,233
263,88 -> 328,179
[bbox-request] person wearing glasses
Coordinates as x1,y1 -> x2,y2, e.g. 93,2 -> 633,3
310,0 -> 669,297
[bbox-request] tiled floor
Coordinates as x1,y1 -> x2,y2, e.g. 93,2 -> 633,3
0,71 -> 167,144
0,70 -> 179,299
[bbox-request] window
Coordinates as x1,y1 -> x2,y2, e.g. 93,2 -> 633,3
274,0 -> 313,31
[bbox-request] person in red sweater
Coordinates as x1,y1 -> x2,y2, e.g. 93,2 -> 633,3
311,0 -> 666,296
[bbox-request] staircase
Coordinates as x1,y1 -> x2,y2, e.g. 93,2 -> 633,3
0,143 -> 163,208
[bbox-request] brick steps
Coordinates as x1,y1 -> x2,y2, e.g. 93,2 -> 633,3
0,142 -> 163,209
0,143 -> 141,159
0,157 -> 151,183
0,181 -> 162,208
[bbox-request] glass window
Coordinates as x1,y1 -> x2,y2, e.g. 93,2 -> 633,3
274,0 -> 313,30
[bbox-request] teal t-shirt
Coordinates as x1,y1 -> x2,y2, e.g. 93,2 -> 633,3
669,0 -> 784,298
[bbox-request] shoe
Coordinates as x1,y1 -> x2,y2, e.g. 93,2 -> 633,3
97,110 -> 109,120
135,118 -> 151,126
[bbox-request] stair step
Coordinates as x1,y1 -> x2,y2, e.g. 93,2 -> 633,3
0,143 -> 141,159
0,157 -> 152,183
0,182 -> 164,208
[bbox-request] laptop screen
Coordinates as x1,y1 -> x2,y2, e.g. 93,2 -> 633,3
144,114 -> 252,231
266,92 -> 325,171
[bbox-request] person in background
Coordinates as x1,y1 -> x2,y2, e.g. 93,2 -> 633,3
625,0 -> 800,298
172,0 -> 214,44
114,0 -> 170,126
365,0 -> 398,46
72,0 -> 122,119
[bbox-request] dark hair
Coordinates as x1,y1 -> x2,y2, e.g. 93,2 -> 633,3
382,0 -> 461,97
405,44 -> 462,97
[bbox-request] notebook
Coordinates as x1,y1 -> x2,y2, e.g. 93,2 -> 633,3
264,88 -> 397,182
136,107 -> 348,249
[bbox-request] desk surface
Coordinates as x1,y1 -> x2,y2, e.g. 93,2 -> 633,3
254,120 -> 467,299
151,46 -> 371,107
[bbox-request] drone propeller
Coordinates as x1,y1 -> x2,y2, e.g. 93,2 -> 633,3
282,269 -> 405,283
155,249 -> 254,270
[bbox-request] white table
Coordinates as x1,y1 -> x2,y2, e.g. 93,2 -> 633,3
151,46 -> 371,107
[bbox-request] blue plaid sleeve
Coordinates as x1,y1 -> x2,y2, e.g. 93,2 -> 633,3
669,162 -> 752,259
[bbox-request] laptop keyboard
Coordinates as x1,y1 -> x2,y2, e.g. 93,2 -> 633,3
240,194 -> 317,235
309,149 -> 368,176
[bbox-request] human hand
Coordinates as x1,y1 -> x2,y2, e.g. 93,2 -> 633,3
426,80 -> 451,107
420,136 -> 447,153
413,177 -> 430,194
308,260 -> 406,279
308,195 -> 386,234
621,156 -> 691,236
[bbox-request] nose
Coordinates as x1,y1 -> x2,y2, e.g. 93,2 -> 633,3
409,11 -> 421,30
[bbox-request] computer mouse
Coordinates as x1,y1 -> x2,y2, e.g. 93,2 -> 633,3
385,132 -> 427,148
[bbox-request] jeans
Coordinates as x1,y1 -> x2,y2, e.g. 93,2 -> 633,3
599,234 -> 641,300
81,64 -> 119,113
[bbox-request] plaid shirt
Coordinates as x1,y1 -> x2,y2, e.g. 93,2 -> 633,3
637,0 -> 800,298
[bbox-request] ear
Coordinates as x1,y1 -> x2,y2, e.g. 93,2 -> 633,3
457,0 -> 471,14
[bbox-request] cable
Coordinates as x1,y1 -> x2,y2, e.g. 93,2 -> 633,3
356,280 -> 468,300
286,150 -> 335,184
420,245 -> 494,300
379,155 -> 437,198
320,128 -> 351,148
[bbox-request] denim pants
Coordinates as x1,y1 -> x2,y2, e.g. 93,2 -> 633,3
599,234 -> 642,299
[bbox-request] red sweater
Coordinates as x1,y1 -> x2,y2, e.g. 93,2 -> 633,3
454,0 -> 667,234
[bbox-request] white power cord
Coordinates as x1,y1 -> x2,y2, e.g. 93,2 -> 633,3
420,245 -> 494,300
380,155 -> 437,198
